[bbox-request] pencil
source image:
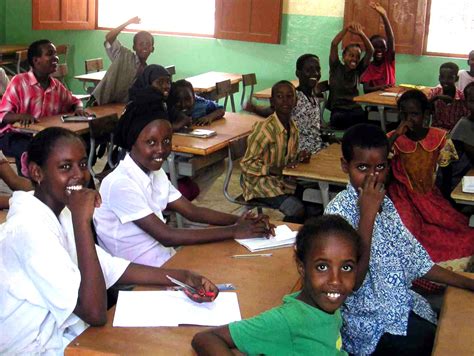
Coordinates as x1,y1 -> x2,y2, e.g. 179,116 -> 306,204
231,253 -> 273,258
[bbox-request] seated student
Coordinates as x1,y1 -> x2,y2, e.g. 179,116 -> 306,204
168,79 -> 225,126
94,112 -> 271,267
325,123 -> 474,356
0,127 -> 218,355
360,2 -> 396,93
240,80 -> 308,223
0,39 -> 86,172
447,82 -> 474,190
0,150 -> 32,209
192,214 -> 360,356
328,22 -> 374,130
92,16 -> 154,105
428,62 -> 469,131
457,50 -> 474,92
245,53 -> 327,154
388,90 -> 473,273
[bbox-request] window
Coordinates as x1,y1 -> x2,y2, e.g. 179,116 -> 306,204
97,0 -> 215,37
425,0 -> 474,57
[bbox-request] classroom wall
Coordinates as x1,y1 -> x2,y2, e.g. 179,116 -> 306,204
0,0 -> 6,43
2,0 -> 468,103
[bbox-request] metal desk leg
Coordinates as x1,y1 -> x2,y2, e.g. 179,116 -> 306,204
167,153 -> 184,228
378,105 -> 387,132
230,94 -> 236,112
319,182 -> 330,209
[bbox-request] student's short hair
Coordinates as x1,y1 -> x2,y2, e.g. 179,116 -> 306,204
133,31 -> 154,46
27,127 -> 83,169
295,215 -> 360,263
341,124 -> 389,162
296,53 -> 320,70
342,43 -> 361,56
396,89 -> 430,112
168,79 -> 195,108
464,82 -> 474,98
270,80 -> 295,98
27,39 -> 52,67
369,34 -> 386,44
440,62 -> 459,75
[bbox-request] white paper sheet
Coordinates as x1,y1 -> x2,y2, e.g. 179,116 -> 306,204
235,224 -> 297,252
462,176 -> 474,193
113,291 -> 241,327
379,92 -> 399,97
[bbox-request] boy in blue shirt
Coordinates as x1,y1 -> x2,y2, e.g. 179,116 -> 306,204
325,124 -> 474,355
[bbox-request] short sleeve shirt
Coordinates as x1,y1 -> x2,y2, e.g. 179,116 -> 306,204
229,292 -> 347,356
325,185 -> 437,355
94,154 -> 181,267
191,95 -> 223,120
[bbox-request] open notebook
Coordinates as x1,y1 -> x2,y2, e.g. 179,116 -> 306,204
235,224 -> 297,252
113,291 -> 241,327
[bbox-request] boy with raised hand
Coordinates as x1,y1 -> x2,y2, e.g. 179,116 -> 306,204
325,124 -> 474,355
0,39 -> 85,172
428,62 -> 469,130
92,16 -> 154,105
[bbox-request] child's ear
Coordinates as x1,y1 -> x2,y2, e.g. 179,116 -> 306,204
29,162 -> 43,185
341,157 -> 349,174
295,257 -> 305,278
269,97 -> 275,110
295,69 -> 301,79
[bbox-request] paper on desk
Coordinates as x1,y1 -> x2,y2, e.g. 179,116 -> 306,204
235,224 -> 297,252
379,92 -> 399,97
462,176 -> 474,193
113,291 -> 241,327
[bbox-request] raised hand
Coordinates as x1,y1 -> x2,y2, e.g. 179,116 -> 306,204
127,16 -> 141,25
67,188 -> 102,222
370,2 -> 387,16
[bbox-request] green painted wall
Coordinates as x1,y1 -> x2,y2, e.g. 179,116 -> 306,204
3,0 -> 468,106
0,0 -> 6,43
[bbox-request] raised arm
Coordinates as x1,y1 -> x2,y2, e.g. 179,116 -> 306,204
371,2 -> 394,53
349,23 -> 374,67
105,16 -> 141,45
330,26 -> 349,64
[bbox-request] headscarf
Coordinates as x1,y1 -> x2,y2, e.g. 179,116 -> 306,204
129,64 -> 171,101
115,111 -> 169,151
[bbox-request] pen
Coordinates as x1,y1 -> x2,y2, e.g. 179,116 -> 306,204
166,275 -> 215,298
231,253 -> 273,258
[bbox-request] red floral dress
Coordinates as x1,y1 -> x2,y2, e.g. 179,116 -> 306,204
388,128 -> 474,271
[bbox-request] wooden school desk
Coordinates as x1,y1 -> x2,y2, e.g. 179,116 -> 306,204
13,103 -> 126,135
283,143 -> 348,208
65,222 -> 301,355
185,71 -> 242,112
253,79 -> 299,100
0,44 -> 28,74
432,272 -> 474,356
73,70 -> 107,85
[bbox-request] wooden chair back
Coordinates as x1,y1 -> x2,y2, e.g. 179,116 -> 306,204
241,73 -> 257,106
215,79 -> 232,111
165,65 -> 176,77
85,58 -> 104,73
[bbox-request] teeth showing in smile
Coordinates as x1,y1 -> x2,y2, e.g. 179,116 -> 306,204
66,185 -> 83,191
326,292 -> 341,300
154,158 -> 163,162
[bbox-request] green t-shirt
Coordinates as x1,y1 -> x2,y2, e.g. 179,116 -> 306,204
229,292 -> 347,356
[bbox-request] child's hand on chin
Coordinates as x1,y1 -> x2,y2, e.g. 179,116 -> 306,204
358,173 -> 385,218
67,188 -> 102,221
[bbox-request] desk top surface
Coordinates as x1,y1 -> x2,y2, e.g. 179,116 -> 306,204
283,143 -> 348,184
172,112 -> 261,155
185,71 -> 242,93
0,44 -> 27,55
432,272 -> 474,356
73,70 -> 107,83
451,169 -> 474,204
65,223 -> 300,356
13,103 -> 126,135
253,79 -> 299,99
353,86 -> 431,107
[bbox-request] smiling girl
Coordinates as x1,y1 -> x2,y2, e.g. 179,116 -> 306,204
192,215 -> 360,356
94,112 -> 272,267
0,127 -> 218,354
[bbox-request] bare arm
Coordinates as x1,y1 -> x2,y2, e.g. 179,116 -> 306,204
243,100 -> 274,118
330,27 -> 349,64
133,198 -> 270,246
192,326 -> 236,356
105,16 -> 140,45
194,108 -> 225,126
69,189 -> 107,326
424,265 -> 474,291
0,195 -> 10,209
350,23 -> 374,67
2,112 -> 36,126
354,174 -> 385,290
0,162 -> 32,191
371,2 -> 395,53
